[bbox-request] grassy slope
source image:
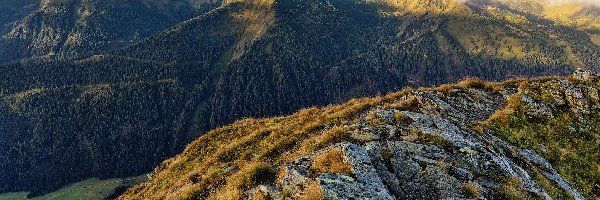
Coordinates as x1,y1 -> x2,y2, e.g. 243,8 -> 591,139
484,77 -> 600,198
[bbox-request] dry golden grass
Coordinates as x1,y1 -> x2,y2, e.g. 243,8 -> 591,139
311,149 -> 352,176
384,95 -> 421,111
296,180 -> 324,200
250,190 -> 269,200
499,176 -> 537,200
486,94 -> 523,125
462,181 -> 481,198
119,94 -> 386,199
393,112 -> 414,126
434,77 -> 507,94
457,78 -> 487,89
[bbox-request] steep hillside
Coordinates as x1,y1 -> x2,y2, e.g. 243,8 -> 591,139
120,70 -> 600,199
1,0 -> 600,197
0,0 -> 220,63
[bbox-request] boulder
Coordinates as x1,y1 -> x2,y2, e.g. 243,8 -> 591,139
341,143 -> 388,190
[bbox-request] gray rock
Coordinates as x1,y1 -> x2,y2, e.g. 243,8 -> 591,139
390,154 -> 421,180
400,181 -> 438,199
357,120 -> 370,127
281,164 -> 311,195
565,86 -> 590,114
383,124 -> 398,139
365,142 -> 401,196
539,144 -> 547,153
518,149 -> 586,200
319,173 -> 394,200
423,165 -> 461,197
522,95 -> 554,119
412,155 -> 438,165
450,167 -> 474,181
376,109 -> 396,123
387,141 -> 448,159
341,143 -> 388,190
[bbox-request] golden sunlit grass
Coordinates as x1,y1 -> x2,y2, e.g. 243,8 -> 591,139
434,77 -> 504,93
462,181 -> 481,198
311,148 -> 352,176
296,181 -> 323,200
486,94 -> 522,125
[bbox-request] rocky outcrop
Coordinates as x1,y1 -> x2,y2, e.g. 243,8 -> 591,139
245,72 -> 599,199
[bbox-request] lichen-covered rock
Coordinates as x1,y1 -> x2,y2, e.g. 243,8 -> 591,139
450,167 -> 474,181
341,143 -> 389,191
281,164 -> 311,195
423,165 -> 461,197
376,109 -> 396,123
522,95 -> 554,119
565,85 -> 590,114
390,152 -> 421,180
319,174 -> 394,200
365,142 -> 401,196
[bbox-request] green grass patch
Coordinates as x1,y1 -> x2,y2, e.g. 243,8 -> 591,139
487,91 -> 600,198
0,176 -> 145,200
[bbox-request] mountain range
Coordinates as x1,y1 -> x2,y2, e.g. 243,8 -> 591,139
0,0 -> 599,198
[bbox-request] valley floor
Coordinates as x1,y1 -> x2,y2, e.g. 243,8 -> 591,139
0,175 -> 145,200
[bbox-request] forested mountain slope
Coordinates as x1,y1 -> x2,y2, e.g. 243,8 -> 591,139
0,0 -> 220,63
0,0 -> 599,197
119,70 -> 600,199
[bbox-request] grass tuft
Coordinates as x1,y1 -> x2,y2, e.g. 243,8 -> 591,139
311,149 -> 352,176
462,181 -> 481,198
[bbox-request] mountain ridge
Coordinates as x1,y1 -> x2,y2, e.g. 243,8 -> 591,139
119,69 -> 600,199
0,0 -> 221,63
